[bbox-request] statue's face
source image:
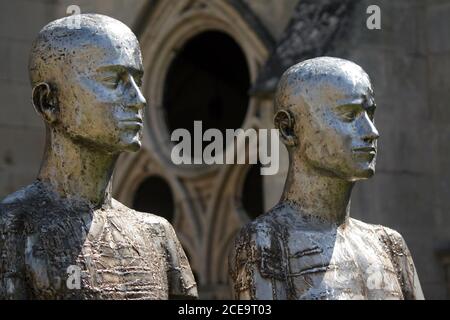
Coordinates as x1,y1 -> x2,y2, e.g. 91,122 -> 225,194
54,28 -> 146,153
296,70 -> 379,181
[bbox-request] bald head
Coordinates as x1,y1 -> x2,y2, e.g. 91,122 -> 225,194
275,57 -> 373,115
28,14 -> 146,154
274,57 -> 379,181
29,14 -> 142,87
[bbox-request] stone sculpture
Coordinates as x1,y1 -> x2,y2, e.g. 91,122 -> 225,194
229,57 -> 424,300
0,14 -> 197,299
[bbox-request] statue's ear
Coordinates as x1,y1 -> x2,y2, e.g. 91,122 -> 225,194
274,109 -> 297,147
31,82 -> 59,124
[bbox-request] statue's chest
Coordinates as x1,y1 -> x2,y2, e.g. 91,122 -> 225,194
24,213 -> 169,299
283,229 -> 403,300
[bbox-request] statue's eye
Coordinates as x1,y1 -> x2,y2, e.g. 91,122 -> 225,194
341,110 -> 359,122
100,74 -> 121,89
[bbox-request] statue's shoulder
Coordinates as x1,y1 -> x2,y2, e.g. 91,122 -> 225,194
229,204 -> 293,286
0,182 -> 46,225
376,225 -> 406,245
350,218 -> 408,251
1,182 -> 40,206
374,224 -> 409,255
111,198 -> 176,236
233,203 -> 292,255
350,218 -> 424,299
111,200 -> 197,298
348,218 -> 380,232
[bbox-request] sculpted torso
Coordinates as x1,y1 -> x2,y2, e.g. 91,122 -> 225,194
229,57 -> 424,300
230,204 -> 420,300
0,181 -> 196,299
0,14 -> 197,299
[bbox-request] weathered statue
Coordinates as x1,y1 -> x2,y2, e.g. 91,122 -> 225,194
229,57 -> 424,300
0,14 -> 197,299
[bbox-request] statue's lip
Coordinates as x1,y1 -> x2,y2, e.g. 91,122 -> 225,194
120,118 -> 143,124
119,118 -> 143,128
352,146 -> 376,153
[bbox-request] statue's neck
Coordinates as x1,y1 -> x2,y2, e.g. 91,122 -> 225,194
37,127 -> 118,208
281,155 -> 354,226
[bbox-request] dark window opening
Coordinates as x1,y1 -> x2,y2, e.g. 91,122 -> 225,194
163,31 -> 250,158
132,176 -> 175,223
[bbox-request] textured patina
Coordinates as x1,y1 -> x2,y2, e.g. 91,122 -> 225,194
0,14 -> 197,299
229,57 -> 424,300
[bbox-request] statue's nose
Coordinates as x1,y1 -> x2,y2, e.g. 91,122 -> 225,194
127,79 -> 146,111
361,114 -> 379,144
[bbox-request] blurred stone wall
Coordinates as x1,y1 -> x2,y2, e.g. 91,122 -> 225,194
345,0 -> 450,299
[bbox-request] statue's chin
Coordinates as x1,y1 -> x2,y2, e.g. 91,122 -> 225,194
117,131 -> 143,153
124,141 -> 142,152
347,168 -> 375,181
